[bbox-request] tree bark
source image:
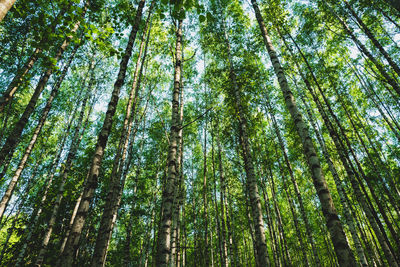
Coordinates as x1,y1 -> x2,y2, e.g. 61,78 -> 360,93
343,0 -> 400,78
218,9 -> 270,266
13,104 -> 78,266
90,3 -> 153,266
0,2 -> 86,172
60,1 -> 145,266
330,5 -> 400,97
305,75 -> 399,266
34,60 -> 96,267
0,44 -> 79,221
0,5 -> 69,112
215,126 -> 236,267
0,0 -> 16,22
155,17 -> 183,267
250,1 -> 356,265
214,123 -> 228,267
296,84 -> 369,267
265,95 -> 320,267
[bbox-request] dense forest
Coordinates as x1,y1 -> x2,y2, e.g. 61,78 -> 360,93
0,0 -> 399,266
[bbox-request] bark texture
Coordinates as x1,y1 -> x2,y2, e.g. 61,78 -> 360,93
221,13 -> 270,267
0,44 -> 79,221
34,61 -> 95,267
155,18 -> 183,267
60,1 -> 145,266
0,6 -> 68,112
251,0 -> 356,265
90,4 -> 153,264
0,0 -> 15,22
0,3 -> 86,173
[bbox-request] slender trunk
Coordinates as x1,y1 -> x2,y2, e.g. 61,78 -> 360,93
215,127 -> 235,267
141,194 -> 157,267
0,165 -> 36,264
0,48 -> 41,113
0,0 -> 16,22
57,89 -> 97,256
296,84 -> 369,267
59,188 -> 83,255
34,64 -> 95,267
155,18 -> 183,267
202,119 -> 209,266
341,85 -> 400,210
265,95 -> 319,267
343,0 -> 400,77
123,132 -> 148,266
243,187 -> 257,267
13,106 -> 78,266
0,44 -> 79,221
171,46 -> 184,267
286,31 -> 399,262
337,90 -> 400,245
276,158 -> 309,266
214,124 -> 229,267
0,6 -> 69,112
251,0 -> 355,265
90,4 -> 153,266
192,182 -> 198,267
306,77 -> 398,266
260,181 -> 278,266
313,60 -> 399,262
211,130 -> 224,267
174,74 -> 185,267
331,5 -> 400,96
60,2 -> 145,266
268,167 -> 292,267
0,3 -> 86,171
122,89 -> 153,267
352,64 -> 400,141
378,6 -> 400,30
262,131 -> 309,266
219,12 -> 269,267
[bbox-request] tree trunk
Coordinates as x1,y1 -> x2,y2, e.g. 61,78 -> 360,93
34,61 -> 96,267
219,11 -> 270,267
171,45 -> 184,267
265,95 -> 320,267
0,5 -> 69,112
306,76 -> 399,266
286,31 -> 400,260
269,170 -> 292,266
343,0 -> 400,77
0,2 -> 86,172
155,17 -> 183,267
260,180 -> 279,266
0,0 -> 15,22
211,130 -> 224,267
214,124 -> 229,267
90,3 -> 153,266
251,1 -> 356,265
296,84 -> 369,267
202,118 -> 210,266
330,5 -> 400,97
60,2 -> 145,266
0,165 -> 37,264
13,105 -> 78,266
0,44 -> 79,221
261,114 -> 310,266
